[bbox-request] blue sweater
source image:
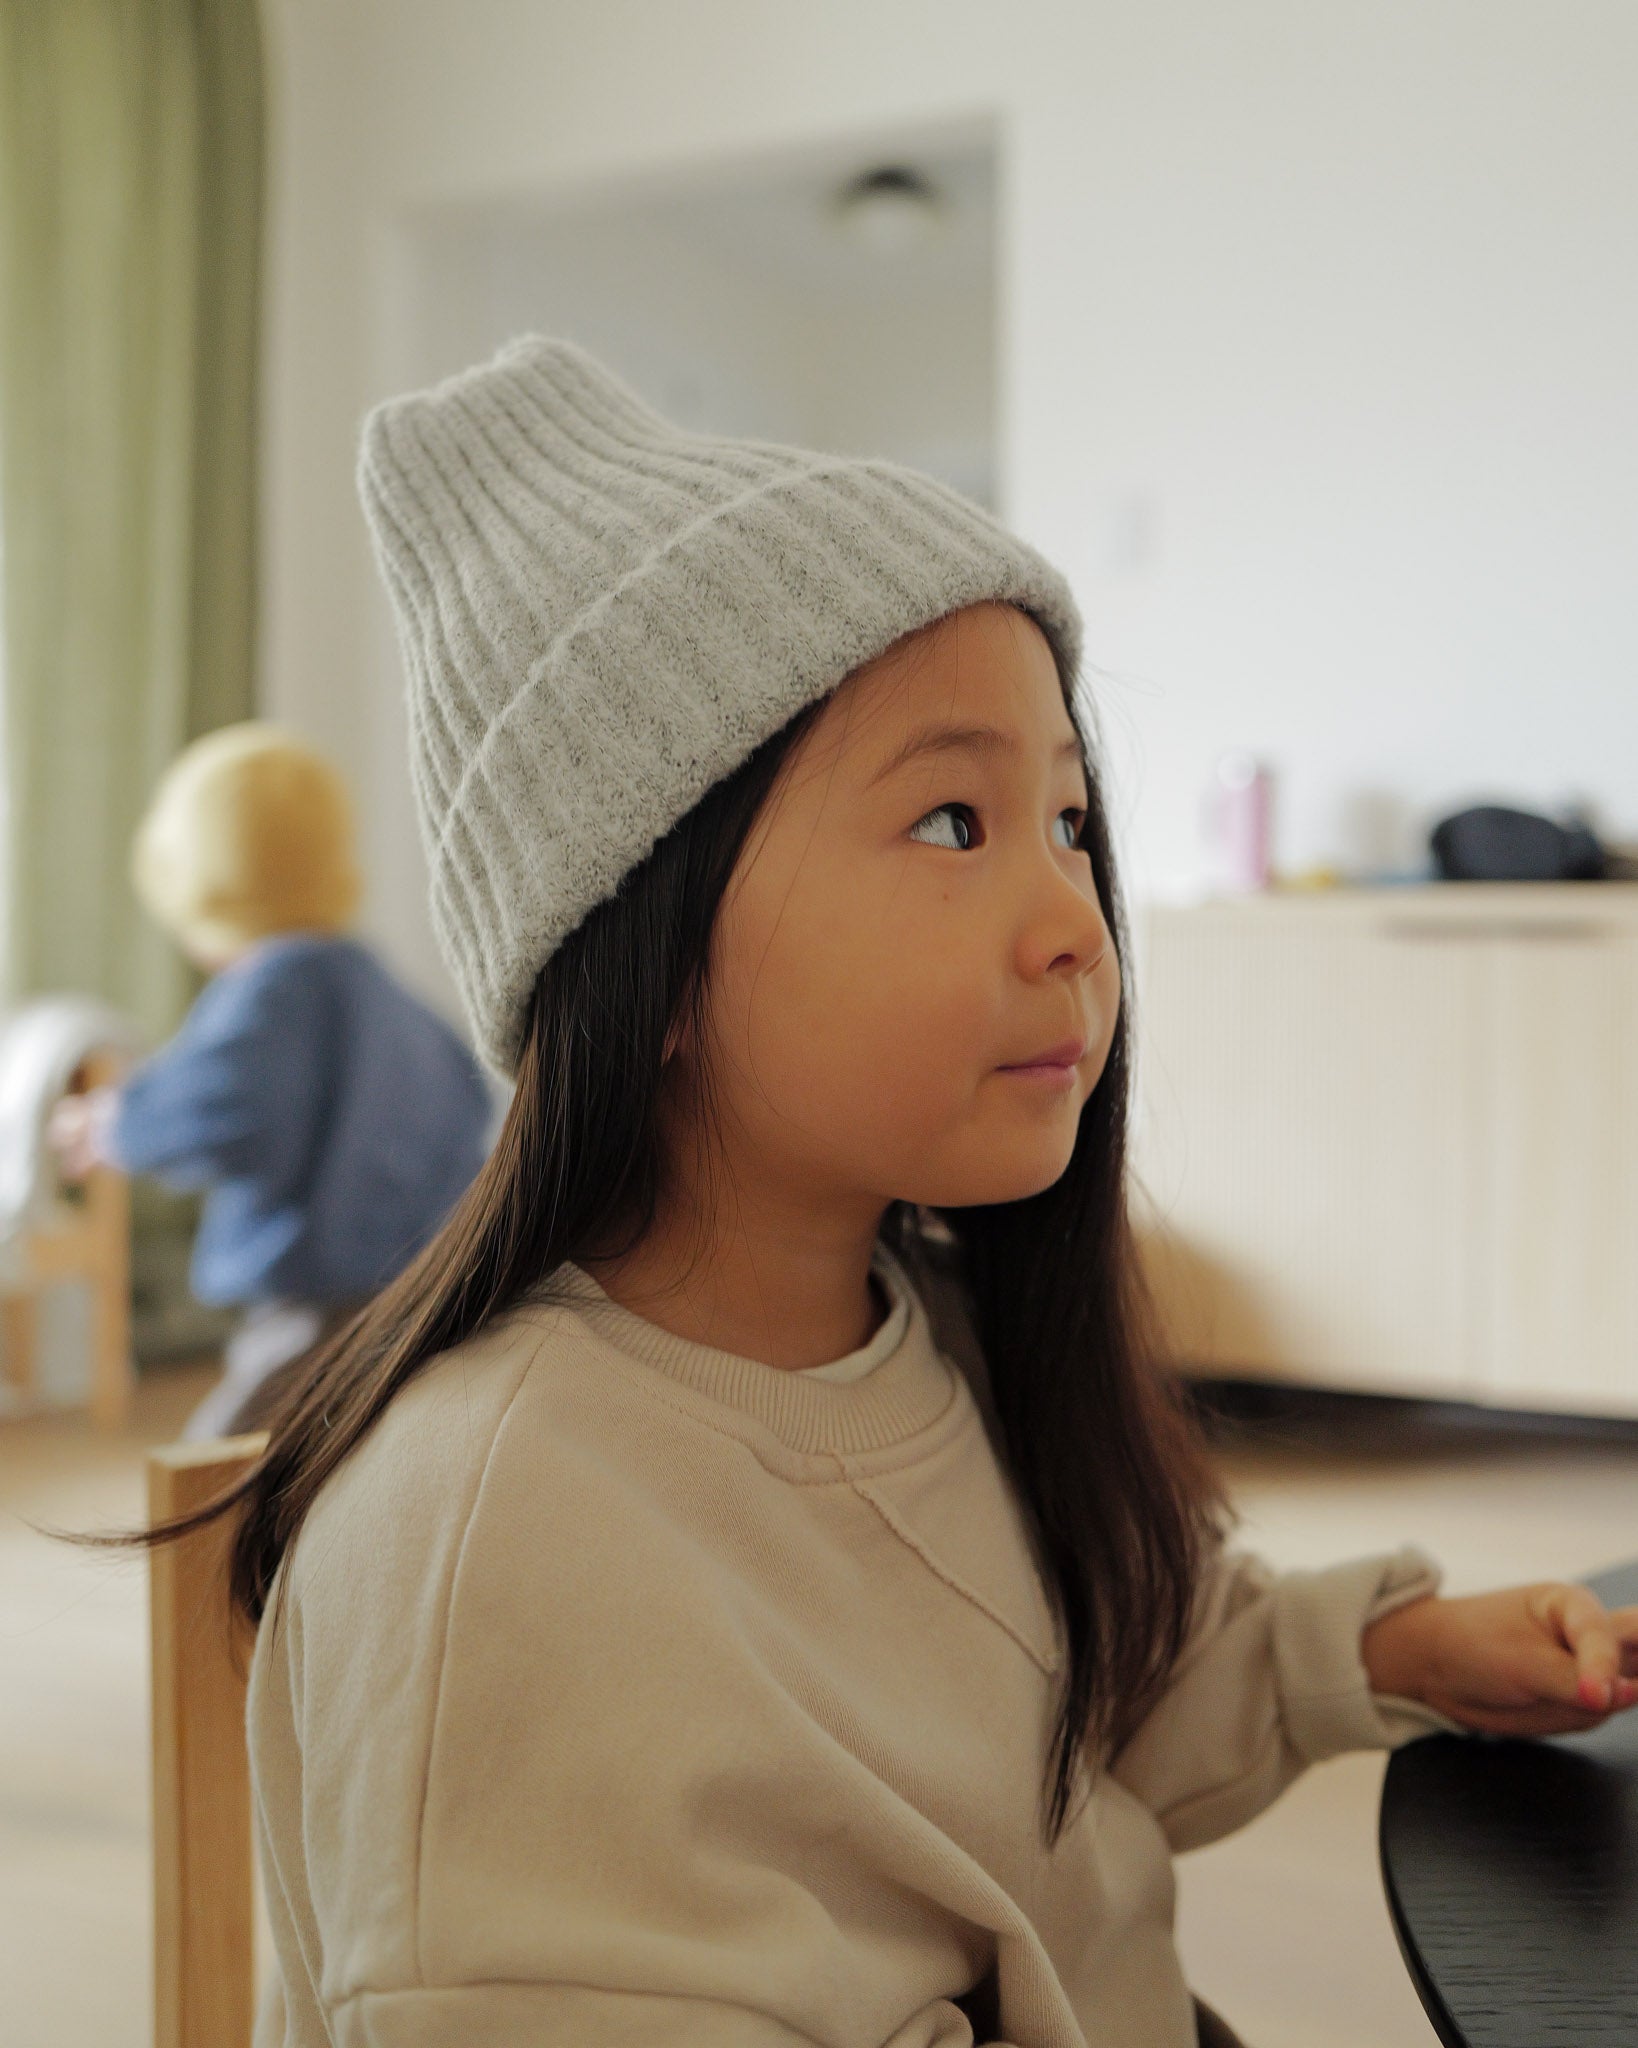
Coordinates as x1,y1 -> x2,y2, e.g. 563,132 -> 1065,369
111,933 -> 495,1307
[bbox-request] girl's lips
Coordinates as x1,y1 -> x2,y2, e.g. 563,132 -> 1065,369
999,1037 -> 1087,1072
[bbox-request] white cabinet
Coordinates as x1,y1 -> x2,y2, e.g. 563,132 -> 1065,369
1131,884 -> 1638,1417
1477,921 -> 1638,1413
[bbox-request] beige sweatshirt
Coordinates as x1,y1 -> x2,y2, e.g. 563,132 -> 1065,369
247,1244 -> 1462,2048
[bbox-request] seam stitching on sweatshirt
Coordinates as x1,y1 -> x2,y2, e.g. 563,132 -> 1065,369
539,1358 -> 913,1483
410,1340 -> 546,1988
848,1476 -> 1057,1676
510,1308 -> 967,1479
329,1978 -> 829,2039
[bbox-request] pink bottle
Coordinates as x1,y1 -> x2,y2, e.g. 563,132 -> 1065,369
1209,752 -> 1273,892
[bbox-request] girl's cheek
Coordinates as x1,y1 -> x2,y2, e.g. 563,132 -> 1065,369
768,903 -> 993,1079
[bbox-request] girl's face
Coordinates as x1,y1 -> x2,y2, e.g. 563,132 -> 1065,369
683,601 -> 1119,1219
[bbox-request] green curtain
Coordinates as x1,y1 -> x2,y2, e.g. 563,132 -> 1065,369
0,0 -> 264,1358
0,0 -> 263,1039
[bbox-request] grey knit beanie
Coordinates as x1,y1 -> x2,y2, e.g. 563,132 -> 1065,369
357,333 -> 1084,1080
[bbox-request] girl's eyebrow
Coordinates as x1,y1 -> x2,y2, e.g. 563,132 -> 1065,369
866,723 -> 1082,789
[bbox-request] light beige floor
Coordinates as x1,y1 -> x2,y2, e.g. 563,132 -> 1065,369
1,1360 -> 215,2048
1174,1391 -> 1638,2048
3,1365 -> 1636,2048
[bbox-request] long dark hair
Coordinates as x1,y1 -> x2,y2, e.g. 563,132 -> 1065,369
88,608 -> 1230,1843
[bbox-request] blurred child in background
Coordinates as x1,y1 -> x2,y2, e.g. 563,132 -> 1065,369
48,722 -> 495,1439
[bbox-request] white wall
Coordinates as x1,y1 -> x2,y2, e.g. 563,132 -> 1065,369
258,0 -> 1638,1022
393,150 -> 996,488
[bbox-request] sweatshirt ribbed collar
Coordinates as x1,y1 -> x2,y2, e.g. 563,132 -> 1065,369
541,1245 -> 959,1459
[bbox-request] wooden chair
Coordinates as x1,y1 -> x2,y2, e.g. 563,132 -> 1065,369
148,1433 -> 269,2048
0,1047 -> 133,1428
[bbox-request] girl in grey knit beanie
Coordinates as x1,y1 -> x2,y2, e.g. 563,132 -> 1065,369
303,329 -> 1259,2037
107,337 -> 1628,2048
356,333 -> 1085,1079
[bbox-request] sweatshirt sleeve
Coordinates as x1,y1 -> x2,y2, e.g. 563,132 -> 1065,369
109,956 -> 327,1186
1105,1542 -> 1468,1855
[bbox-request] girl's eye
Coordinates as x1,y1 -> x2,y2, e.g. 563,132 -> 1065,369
1054,809 -> 1088,851
908,803 -> 979,851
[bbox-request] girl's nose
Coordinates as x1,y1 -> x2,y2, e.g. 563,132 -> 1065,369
1017,851 -> 1110,983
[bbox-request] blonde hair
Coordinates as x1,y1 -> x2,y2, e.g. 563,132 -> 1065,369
131,723 -> 363,958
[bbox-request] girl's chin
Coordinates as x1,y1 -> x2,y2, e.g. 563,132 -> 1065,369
908,1139 -> 1080,1211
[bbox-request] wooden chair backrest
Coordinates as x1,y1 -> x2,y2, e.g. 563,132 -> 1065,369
2,1046 -> 133,1427
148,1433 -> 269,2048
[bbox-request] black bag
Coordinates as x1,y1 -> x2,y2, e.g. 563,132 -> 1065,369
1428,803 -> 1606,882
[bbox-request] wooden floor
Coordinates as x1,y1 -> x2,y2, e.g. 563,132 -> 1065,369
3,1363 -> 1637,2048
0,1359 -> 219,2048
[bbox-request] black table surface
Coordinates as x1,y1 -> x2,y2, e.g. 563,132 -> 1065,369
1379,1558 -> 1638,2048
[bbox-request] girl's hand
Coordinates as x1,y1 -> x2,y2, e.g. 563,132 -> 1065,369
1361,1583 -> 1638,1737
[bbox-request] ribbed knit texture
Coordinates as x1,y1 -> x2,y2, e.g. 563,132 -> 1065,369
356,335 -> 1085,1077
548,1244 -> 940,1457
